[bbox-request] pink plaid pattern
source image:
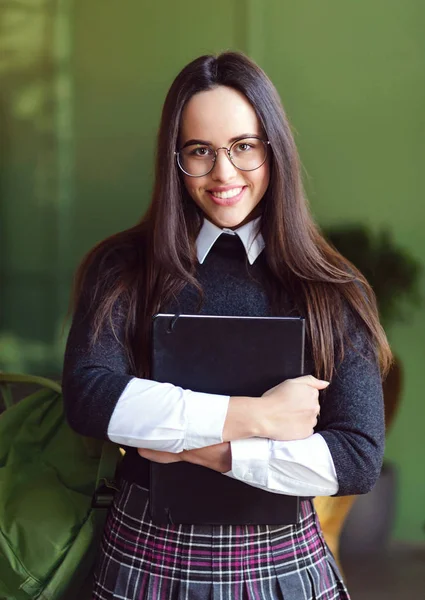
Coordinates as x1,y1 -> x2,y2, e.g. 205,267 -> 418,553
93,480 -> 350,599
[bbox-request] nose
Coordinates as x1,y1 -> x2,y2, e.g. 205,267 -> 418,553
211,148 -> 238,182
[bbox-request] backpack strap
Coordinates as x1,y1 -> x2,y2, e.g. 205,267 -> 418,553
0,373 -> 62,393
0,372 -> 61,409
92,442 -> 121,509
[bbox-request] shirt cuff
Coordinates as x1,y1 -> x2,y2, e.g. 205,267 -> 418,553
267,434 -> 339,496
184,390 -> 230,450
228,437 -> 270,486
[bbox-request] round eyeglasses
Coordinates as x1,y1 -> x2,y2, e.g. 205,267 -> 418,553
175,136 -> 270,177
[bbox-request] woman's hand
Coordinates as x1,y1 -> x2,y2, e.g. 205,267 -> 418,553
259,375 -> 328,440
138,442 -> 231,473
223,374 -> 328,443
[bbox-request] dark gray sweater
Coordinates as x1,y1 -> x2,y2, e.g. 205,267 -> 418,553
62,233 -> 385,496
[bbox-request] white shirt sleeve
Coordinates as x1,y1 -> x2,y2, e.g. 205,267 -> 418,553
225,433 -> 339,496
107,377 -> 229,452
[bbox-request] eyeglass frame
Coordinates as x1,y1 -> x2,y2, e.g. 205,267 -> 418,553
174,135 -> 271,178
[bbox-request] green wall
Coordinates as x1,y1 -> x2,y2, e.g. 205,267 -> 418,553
259,1 -> 425,544
1,0 -> 424,543
72,0 -> 241,257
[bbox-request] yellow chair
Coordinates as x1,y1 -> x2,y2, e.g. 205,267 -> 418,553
314,495 -> 357,574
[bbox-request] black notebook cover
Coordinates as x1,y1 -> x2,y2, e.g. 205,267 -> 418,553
150,314 -> 305,526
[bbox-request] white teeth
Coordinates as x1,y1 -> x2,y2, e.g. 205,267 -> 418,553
211,187 -> 243,199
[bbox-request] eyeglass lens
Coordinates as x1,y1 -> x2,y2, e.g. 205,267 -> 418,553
178,137 -> 268,177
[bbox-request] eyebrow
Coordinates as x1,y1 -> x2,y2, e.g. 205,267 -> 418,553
181,134 -> 260,149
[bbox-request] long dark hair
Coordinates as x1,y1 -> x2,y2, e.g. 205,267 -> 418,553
72,51 -> 392,380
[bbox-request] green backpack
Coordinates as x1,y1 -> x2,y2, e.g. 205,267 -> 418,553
0,373 -> 121,600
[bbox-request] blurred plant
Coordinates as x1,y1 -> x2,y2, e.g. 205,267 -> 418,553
323,225 -> 422,328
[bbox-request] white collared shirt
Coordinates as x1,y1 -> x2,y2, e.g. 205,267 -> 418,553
107,218 -> 338,496
197,217 -> 265,265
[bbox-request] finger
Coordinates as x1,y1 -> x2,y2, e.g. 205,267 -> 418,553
292,375 -> 330,390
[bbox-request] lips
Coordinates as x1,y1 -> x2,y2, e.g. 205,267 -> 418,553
207,186 -> 246,206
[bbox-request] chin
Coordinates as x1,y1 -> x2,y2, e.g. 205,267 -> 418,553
210,214 -> 248,229
204,207 -> 256,230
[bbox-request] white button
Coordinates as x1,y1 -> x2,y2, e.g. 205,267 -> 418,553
244,471 -> 254,481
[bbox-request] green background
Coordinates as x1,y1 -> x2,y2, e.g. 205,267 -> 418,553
1,0 -> 424,543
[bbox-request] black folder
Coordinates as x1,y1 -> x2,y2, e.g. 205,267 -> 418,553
150,314 -> 305,526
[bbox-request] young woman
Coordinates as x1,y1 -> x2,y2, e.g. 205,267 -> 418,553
63,52 -> 391,600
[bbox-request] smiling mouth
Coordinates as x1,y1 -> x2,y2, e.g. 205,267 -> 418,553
207,186 -> 247,206
208,187 -> 244,200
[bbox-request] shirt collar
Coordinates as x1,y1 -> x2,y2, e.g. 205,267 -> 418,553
196,217 -> 265,265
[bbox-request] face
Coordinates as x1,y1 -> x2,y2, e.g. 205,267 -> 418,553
179,86 -> 270,229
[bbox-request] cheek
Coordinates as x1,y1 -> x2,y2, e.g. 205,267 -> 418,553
183,176 -> 208,204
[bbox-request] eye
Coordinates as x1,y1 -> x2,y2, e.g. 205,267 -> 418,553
234,142 -> 254,153
188,146 -> 213,158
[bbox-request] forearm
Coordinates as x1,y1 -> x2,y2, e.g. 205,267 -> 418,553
108,380 -> 269,452
222,396 -> 262,441
181,442 -> 232,473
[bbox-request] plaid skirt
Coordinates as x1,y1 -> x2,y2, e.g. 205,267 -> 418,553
93,480 -> 350,600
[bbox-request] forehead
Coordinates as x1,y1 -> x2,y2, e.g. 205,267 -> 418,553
180,85 -> 261,143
